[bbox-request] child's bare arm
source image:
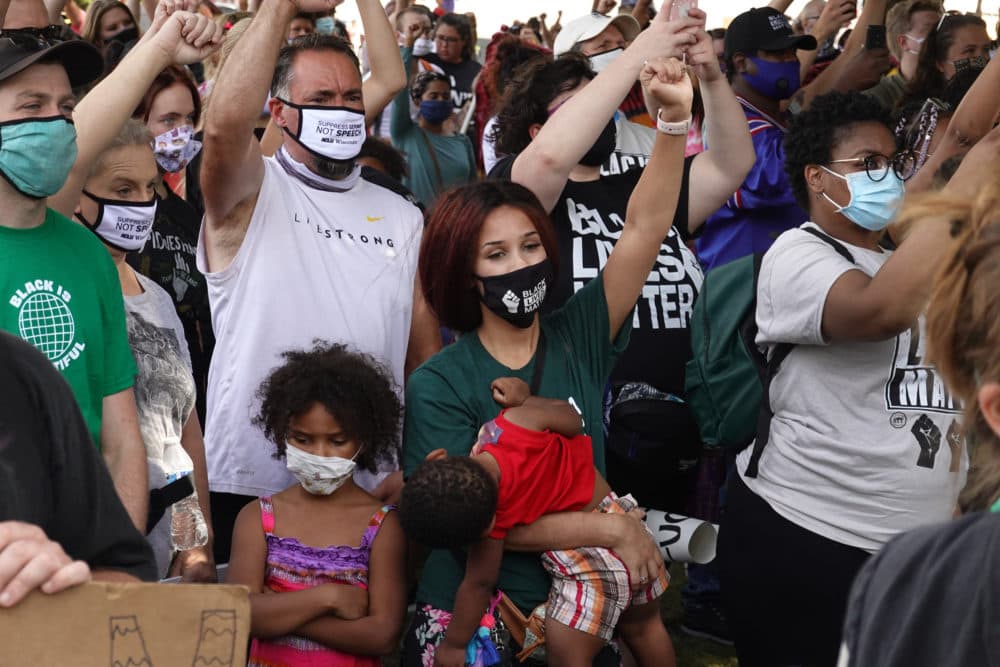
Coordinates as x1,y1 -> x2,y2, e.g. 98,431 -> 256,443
436,538 -> 505,664
227,502 -> 361,638
295,512 -> 409,655
492,377 -> 584,436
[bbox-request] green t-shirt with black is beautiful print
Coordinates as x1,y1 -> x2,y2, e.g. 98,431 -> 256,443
0,208 -> 136,446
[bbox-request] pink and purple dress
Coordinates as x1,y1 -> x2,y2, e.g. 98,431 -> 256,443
248,496 -> 394,667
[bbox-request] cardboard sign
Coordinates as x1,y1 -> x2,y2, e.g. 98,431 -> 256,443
0,582 -> 250,666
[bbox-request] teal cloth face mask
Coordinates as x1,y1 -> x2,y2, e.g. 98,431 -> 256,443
0,116 -> 77,199
820,166 -> 904,231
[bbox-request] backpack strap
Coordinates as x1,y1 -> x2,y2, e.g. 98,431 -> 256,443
744,226 -> 855,478
800,225 -> 856,263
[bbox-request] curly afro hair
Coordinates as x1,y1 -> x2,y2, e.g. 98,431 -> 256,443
398,457 -> 497,549
784,91 -> 894,212
253,340 -> 401,474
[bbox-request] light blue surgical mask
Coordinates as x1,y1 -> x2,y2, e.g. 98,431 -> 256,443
0,116 -> 78,199
315,16 -> 335,35
820,165 -> 905,231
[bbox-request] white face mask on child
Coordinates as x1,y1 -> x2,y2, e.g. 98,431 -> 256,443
285,443 -> 359,494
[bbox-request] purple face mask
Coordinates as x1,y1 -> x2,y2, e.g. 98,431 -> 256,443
743,57 -> 801,100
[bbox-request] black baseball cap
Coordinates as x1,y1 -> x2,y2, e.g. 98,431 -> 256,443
724,7 -> 817,61
0,29 -> 103,88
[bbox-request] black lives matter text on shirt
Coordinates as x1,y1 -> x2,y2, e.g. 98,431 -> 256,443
419,54 -> 482,113
127,189 -> 215,422
490,156 -> 703,396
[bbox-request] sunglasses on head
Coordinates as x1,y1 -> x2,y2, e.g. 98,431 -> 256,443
0,26 -> 64,51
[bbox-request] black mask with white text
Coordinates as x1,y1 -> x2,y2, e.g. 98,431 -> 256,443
476,259 -> 553,328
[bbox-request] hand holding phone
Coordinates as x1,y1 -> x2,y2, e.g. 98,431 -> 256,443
668,0 -> 697,22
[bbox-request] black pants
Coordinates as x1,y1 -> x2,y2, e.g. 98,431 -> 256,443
718,474 -> 869,667
210,491 -> 257,564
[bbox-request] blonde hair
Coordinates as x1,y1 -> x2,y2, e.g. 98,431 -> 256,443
90,119 -> 154,180
908,164 -> 1000,512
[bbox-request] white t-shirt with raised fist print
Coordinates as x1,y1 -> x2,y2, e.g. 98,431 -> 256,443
739,222 -> 967,553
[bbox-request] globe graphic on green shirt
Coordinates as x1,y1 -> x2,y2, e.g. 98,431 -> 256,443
18,292 -> 75,360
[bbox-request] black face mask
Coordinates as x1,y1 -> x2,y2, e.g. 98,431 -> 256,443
107,25 -> 138,45
476,259 -> 553,329
579,118 -> 617,167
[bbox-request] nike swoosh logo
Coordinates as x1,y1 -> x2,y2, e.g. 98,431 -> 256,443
366,216 -> 384,223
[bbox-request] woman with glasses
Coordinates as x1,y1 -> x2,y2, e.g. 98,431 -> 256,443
417,13 -> 481,131
390,25 -> 476,209
717,90 -> 967,667
901,11 -> 991,108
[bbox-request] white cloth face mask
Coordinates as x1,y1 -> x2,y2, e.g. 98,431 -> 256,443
285,442 -> 359,495
78,190 -> 158,252
588,47 -> 624,74
413,37 -> 435,57
278,99 -> 366,161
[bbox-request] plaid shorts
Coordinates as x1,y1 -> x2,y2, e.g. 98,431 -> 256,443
540,493 -> 669,641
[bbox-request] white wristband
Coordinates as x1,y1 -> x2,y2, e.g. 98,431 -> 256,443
656,110 -> 691,136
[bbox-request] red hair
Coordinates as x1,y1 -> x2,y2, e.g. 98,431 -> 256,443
132,65 -> 202,127
420,181 -> 560,333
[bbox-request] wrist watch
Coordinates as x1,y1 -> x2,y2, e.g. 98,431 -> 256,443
656,110 -> 692,135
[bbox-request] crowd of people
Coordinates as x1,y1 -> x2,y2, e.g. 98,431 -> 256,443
0,0 -> 998,665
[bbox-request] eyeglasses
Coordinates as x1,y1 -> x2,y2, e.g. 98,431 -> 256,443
827,152 -> 917,182
435,35 -> 461,43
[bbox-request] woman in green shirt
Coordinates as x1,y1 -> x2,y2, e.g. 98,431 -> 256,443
391,48 -> 477,209
401,44 -> 696,666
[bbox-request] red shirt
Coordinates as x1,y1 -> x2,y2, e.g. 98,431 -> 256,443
479,411 -> 596,539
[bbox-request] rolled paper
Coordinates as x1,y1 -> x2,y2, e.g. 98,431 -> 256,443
644,510 -> 718,564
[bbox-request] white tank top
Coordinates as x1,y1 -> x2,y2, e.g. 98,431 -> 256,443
197,157 -> 423,497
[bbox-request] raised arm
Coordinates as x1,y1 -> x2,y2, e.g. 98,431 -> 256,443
201,0 -> 314,250
794,0 -> 890,112
357,0 -> 406,125
796,0 -> 855,82
906,54 -> 1000,194
603,56 -> 691,338
510,1 -> 700,212
684,17 -> 754,233
820,126 -> 1000,342
389,37 -> 419,141
50,6 -> 222,217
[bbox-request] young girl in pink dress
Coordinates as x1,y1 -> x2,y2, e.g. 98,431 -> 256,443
227,342 -> 407,666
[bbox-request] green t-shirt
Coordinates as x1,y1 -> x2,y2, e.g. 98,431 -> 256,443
0,209 -> 136,446
392,47 -> 477,209
403,275 -> 630,612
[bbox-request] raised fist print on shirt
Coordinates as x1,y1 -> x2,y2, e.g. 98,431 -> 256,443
912,414 -> 943,469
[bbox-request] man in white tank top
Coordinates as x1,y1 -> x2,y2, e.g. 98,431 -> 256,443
198,0 -> 440,563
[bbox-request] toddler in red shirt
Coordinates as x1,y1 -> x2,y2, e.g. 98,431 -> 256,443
399,377 -> 673,667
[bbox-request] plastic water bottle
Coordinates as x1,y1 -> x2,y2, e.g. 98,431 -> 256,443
170,480 -> 208,552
